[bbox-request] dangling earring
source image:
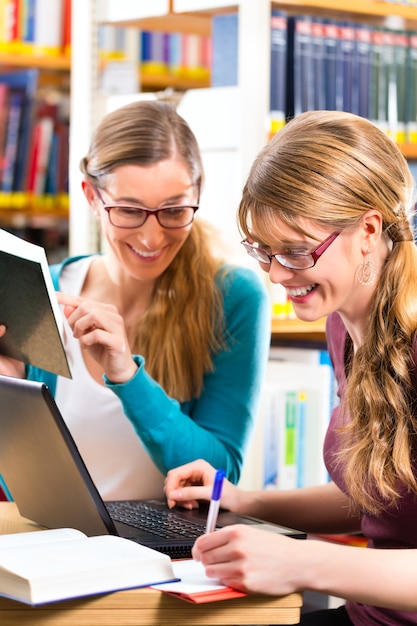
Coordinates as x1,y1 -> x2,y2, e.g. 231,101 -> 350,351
357,252 -> 377,286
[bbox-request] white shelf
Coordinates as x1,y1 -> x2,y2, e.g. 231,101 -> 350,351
71,1 -> 417,257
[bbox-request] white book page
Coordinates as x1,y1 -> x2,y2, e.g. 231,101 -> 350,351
0,228 -> 64,334
0,535 -> 169,579
0,528 -> 85,549
152,559 -> 226,593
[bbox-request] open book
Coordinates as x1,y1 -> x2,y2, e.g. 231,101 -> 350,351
0,528 -> 177,605
0,228 -> 70,377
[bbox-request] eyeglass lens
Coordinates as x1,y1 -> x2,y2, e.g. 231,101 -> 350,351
241,232 -> 339,270
108,206 -> 196,228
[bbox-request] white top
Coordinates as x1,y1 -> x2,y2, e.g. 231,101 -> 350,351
55,257 -> 165,500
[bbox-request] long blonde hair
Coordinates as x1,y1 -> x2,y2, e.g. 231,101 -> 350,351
238,110 -> 417,514
81,100 -> 227,401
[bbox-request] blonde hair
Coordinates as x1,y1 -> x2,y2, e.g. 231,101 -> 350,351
81,100 -> 227,401
239,110 -> 417,514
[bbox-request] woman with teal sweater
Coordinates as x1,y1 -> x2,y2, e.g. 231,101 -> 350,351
0,100 -> 270,501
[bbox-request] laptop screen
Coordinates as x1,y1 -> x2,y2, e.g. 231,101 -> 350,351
0,375 -> 116,535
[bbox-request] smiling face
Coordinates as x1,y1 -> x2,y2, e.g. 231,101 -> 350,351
253,216 -> 385,327
87,159 -> 198,286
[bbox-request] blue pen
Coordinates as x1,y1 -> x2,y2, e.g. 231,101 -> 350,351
205,469 -> 226,534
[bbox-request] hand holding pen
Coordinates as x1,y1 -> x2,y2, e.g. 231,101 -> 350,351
205,469 -> 226,533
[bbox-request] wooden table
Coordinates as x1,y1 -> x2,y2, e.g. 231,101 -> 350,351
0,502 -> 302,625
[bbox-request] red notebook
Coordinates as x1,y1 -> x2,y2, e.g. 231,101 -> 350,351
151,559 -> 247,604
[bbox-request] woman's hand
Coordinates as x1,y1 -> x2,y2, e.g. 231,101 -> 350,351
192,524 -> 303,596
0,325 -> 25,378
164,459 -> 241,511
57,292 -> 138,384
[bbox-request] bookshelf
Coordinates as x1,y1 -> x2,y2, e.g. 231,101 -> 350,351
271,317 -> 326,343
0,54 -> 70,72
0,0 -> 71,259
70,0 -> 417,340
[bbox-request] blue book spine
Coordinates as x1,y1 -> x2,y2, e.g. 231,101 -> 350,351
23,0 -> 36,44
211,13 -> 238,87
338,22 -> 356,113
0,69 -> 39,192
263,392 -> 279,488
382,29 -> 396,138
45,131 -> 59,195
168,33 -> 182,74
405,32 -> 417,143
393,30 -> 408,144
270,10 -> 288,130
355,23 -> 372,119
1,91 -> 23,193
296,392 -> 306,488
293,15 -> 314,116
369,26 -> 385,127
322,19 -> 339,111
311,18 -> 326,111
140,31 -> 152,64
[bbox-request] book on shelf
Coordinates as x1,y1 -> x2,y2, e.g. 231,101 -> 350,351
0,227 -> 71,378
33,0 -> 65,56
393,30 -> 408,144
0,527 -> 177,606
211,13 -> 238,87
381,29 -> 396,138
311,17 -> 326,111
355,23 -> 372,119
269,10 -> 288,134
0,0 -> 71,57
368,27 -> 385,129
151,558 -> 247,604
0,90 -> 23,193
267,11 -> 417,145
0,68 -> 39,195
0,83 -> 9,183
240,352 -> 336,492
337,22 -> 356,114
406,32 -> 417,143
27,116 -> 55,196
322,19 -> 339,112
292,15 -> 315,116
0,69 -> 69,207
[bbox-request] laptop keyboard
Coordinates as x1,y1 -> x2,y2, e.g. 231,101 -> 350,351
106,501 -> 207,539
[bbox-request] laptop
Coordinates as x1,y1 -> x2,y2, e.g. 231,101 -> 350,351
0,375 -> 306,557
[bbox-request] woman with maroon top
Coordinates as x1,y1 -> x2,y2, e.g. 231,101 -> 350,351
164,110 -> 417,625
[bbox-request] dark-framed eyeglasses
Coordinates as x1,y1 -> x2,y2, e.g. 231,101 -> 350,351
93,186 -> 199,229
241,232 -> 341,270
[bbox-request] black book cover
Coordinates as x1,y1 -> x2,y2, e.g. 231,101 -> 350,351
0,229 -> 71,378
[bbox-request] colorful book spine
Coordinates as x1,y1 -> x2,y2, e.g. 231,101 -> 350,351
258,357 -> 334,490
269,10 -> 288,134
393,30 -> 408,144
263,390 -> 280,489
337,22 -> 356,113
211,13 -> 238,87
0,0 -> 69,56
0,81 -> 9,185
279,390 -> 298,490
382,28 -> 396,139
322,19 -> 339,111
293,15 -> 314,116
311,17 -> 326,111
406,32 -> 417,143
355,23 -> 372,118
1,89 -> 23,193
33,0 -> 64,56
